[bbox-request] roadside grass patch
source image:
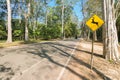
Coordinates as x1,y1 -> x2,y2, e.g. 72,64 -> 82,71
0,40 -> 44,48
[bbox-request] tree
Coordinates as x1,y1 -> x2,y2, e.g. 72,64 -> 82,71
6,0 -> 12,43
0,0 -> 80,41
56,0 -> 79,39
22,0 -> 31,41
61,0 -> 64,39
103,0 -> 120,61
44,0 -> 48,27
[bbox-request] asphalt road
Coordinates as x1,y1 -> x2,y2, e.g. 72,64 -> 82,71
0,39 -> 80,80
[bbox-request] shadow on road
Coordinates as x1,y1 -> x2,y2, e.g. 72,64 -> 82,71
27,42 -> 111,80
43,42 -> 103,58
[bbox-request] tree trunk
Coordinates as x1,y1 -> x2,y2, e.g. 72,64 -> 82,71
80,22 -> 87,39
61,0 -> 65,39
94,31 -> 97,41
24,2 -> 30,41
6,0 -> 12,43
103,0 -> 107,58
87,29 -> 90,40
25,17 -> 29,41
103,0 -> 120,61
81,0 -> 87,40
44,0 -> 48,27
46,7 -> 48,27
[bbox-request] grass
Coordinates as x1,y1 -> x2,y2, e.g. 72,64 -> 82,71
0,38 -> 59,48
0,39 -> 44,48
0,41 -> 23,48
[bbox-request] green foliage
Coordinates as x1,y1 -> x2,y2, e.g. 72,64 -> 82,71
40,26 -> 50,40
116,16 -> 120,42
85,0 -> 102,17
0,0 -> 80,41
108,59 -> 114,63
116,16 -> 120,27
56,0 -> 79,6
12,19 -> 25,40
40,25 -> 61,40
29,23 -> 43,39
64,22 -> 78,38
13,30 -> 22,37
0,25 -> 7,39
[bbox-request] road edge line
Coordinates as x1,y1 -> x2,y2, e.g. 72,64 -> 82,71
56,41 -> 79,80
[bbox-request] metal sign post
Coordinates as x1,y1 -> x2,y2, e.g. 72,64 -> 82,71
90,31 -> 94,70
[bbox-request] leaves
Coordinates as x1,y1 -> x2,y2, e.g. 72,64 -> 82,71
0,0 -> 80,40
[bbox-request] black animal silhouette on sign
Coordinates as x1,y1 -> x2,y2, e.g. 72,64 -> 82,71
91,17 -> 98,26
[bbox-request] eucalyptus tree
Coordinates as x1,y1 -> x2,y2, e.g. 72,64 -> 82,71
6,0 -> 12,42
103,0 -> 120,61
0,0 -> 22,41
70,14 -> 79,38
29,0 -> 45,39
34,0 -> 44,28
40,6 -> 61,39
56,0 -> 79,39
19,0 -> 31,41
44,0 -> 48,27
81,0 -> 88,39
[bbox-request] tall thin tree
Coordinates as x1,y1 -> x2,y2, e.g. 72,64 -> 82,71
61,0 -> 65,39
23,0 -> 31,41
44,0 -> 48,27
6,0 -> 12,43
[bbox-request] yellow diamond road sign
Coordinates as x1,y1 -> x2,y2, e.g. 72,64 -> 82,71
86,15 -> 104,31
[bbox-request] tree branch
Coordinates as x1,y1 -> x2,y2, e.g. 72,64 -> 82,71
115,1 -> 120,19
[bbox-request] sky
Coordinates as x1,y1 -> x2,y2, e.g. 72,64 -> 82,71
73,3 -> 83,21
48,0 -> 83,21
0,0 -> 84,22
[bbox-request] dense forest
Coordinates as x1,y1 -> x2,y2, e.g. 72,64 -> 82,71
0,0 -> 81,41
